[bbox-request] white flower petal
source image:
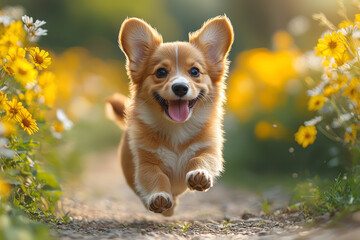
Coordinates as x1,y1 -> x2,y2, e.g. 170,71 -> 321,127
34,19 -> 46,28
35,27 -> 47,36
304,116 -> 323,126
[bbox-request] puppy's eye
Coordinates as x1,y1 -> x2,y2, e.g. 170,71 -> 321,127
189,67 -> 200,77
156,68 -> 168,78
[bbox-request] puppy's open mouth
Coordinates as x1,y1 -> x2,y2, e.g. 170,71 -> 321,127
153,91 -> 204,122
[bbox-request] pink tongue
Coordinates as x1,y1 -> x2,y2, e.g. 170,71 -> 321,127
168,100 -> 189,122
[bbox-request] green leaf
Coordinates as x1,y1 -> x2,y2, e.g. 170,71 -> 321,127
262,199 -> 270,214
37,172 -> 60,191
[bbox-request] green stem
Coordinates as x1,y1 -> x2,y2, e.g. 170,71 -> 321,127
318,125 -> 343,142
329,97 -> 352,130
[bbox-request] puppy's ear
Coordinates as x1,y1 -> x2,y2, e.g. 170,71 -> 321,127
189,16 -> 234,79
119,18 -> 162,83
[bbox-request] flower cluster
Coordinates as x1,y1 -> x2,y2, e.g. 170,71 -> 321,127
0,7 -> 70,224
227,31 -> 300,124
0,10 -> 55,136
295,11 -> 360,149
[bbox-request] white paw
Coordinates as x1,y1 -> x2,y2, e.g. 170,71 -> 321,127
186,169 -> 213,191
147,192 -> 173,213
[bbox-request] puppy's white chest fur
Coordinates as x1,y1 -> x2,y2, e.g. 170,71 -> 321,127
159,142 -> 211,174
143,142 -> 211,194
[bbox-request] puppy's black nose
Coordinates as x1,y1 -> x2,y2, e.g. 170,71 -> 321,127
172,83 -> 189,97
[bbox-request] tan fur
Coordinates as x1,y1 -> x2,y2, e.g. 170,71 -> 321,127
105,93 -> 129,129
106,16 -> 234,216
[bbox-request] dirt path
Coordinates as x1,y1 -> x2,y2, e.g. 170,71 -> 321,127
51,150 -> 360,239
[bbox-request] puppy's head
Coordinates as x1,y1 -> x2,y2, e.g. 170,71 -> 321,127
119,16 -> 233,123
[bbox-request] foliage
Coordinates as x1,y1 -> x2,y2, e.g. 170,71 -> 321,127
293,2 -> 360,218
295,7 -> 360,151
262,199 -> 270,214
0,201 -> 54,240
0,6 -> 71,239
291,167 -> 360,216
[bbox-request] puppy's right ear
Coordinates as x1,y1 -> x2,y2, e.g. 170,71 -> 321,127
119,18 -> 162,83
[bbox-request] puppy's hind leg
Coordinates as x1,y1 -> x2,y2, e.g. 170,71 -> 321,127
135,149 -> 174,215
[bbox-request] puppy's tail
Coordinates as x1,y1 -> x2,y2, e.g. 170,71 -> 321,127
105,93 -> 129,130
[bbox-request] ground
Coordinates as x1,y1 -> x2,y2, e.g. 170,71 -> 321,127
51,150 -> 360,239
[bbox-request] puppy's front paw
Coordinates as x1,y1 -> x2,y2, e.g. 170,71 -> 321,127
147,192 -> 173,213
186,169 -> 213,192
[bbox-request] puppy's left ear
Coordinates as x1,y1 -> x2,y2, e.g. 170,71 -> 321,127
189,16 -> 234,79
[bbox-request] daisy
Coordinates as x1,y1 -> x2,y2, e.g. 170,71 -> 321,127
28,28 -> 48,42
21,15 -> 35,30
21,15 -> 47,42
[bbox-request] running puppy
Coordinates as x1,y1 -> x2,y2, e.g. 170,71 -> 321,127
106,16 -> 234,216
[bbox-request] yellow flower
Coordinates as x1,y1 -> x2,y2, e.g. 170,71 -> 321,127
3,47 -> 27,75
338,20 -> 354,29
0,21 -> 25,59
29,47 -> 51,70
0,91 -> 9,111
255,121 -> 273,140
343,78 -> 360,102
6,21 -> 26,41
0,120 -> 17,137
227,71 -> 255,122
295,125 -> 317,148
0,33 -> 19,59
18,109 -> 39,135
19,90 -> 37,106
335,74 -> 349,86
344,124 -> 358,145
322,58 -> 333,68
355,14 -> 360,23
0,177 -> 11,197
254,121 -> 287,140
273,31 -> 293,51
334,50 -> 350,66
323,85 -> 340,97
52,120 -> 64,133
315,32 -> 346,58
12,58 -> 38,85
5,47 -> 26,62
38,71 -> 57,106
308,95 -> 326,111
3,62 -> 15,75
5,98 -> 24,121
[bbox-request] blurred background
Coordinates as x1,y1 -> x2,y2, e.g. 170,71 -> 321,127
3,0 -> 357,190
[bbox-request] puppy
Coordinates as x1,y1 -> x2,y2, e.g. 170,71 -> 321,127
106,16 -> 233,216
